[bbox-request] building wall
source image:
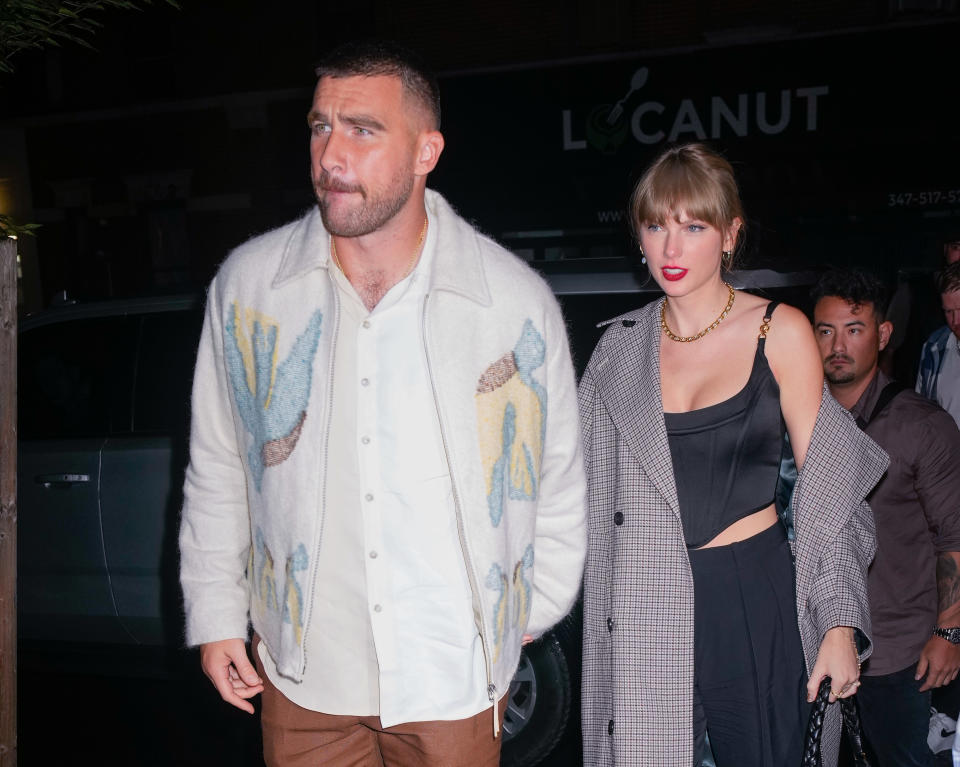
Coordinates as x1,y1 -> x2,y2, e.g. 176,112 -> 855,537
1,1 -> 958,308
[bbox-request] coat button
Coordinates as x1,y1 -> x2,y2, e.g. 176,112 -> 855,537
613,511 -> 624,526
608,719 -> 615,735
606,617 -> 614,632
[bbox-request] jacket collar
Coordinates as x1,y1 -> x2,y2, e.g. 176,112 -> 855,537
424,189 -> 492,307
271,205 -> 331,288
591,298 -> 681,520
271,189 -> 492,307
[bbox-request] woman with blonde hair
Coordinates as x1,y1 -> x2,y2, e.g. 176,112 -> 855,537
579,143 -> 887,766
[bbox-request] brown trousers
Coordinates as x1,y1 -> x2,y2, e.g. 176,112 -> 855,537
254,639 -> 507,767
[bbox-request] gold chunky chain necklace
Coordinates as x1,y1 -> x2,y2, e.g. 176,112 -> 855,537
330,216 -> 429,280
661,282 -> 736,342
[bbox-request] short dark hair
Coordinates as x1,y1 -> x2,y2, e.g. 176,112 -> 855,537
935,261 -> 960,295
315,40 -> 441,130
811,268 -> 890,322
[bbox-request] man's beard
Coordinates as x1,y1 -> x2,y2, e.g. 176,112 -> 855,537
824,355 -> 856,385
314,169 -> 414,238
825,369 -> 856,385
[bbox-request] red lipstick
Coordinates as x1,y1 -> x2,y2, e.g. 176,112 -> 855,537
662,266 -> 688,281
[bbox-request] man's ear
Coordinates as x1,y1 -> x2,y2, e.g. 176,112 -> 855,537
414,130 -> 444,177
878,320 -> 894,352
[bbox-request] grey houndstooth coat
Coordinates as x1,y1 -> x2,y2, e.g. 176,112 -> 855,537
579,298 -> 888,767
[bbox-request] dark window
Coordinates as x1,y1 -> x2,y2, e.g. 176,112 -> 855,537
18,316 -> 135,440
558,293 -> 655,377
131,308 -> 203,436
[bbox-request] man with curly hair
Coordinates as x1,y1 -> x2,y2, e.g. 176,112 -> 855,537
814,268 -> 960,767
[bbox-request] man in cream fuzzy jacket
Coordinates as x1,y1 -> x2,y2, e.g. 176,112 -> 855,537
179,40 -> 586,767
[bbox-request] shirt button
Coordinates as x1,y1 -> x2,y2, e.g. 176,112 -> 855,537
369,551 -> 378,559
613,511 -> 624,526
607,617 -> 614,632
608,719 -> 614,735
362,320 -> 371,329
360,377 -> 370,387
361,436 -> 371,445
373,604 -> 383,613
365,493 -> 374,502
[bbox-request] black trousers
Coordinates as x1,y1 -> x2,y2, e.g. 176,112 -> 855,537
690,522 -> 810,767
858,664 -> 934,767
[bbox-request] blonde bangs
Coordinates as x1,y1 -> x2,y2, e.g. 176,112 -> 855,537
629,144 -> 743,242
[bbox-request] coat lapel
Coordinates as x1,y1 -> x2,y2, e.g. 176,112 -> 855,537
591,299 -> 680,519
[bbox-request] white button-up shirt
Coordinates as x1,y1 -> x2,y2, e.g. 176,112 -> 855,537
259,220 -> 489,726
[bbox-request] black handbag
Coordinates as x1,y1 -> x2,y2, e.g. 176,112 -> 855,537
801,677 -> 871,767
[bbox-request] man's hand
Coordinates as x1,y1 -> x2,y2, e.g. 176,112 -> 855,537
922,552 -> 960,691
916,635 -> 960,692
200,638 -> 264,713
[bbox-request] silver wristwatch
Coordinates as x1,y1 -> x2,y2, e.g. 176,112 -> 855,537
933,626 -> 960,644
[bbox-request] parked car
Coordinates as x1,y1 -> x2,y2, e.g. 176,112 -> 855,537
16,266 -> 816,766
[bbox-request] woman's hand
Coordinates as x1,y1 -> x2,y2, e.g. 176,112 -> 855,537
807,625 -> 861,704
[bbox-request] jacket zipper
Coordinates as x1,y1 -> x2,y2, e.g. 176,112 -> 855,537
421,293 -> 500,738
300,279 -> 341,675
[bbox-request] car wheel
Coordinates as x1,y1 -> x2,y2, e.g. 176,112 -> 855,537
500,633 -> 571,767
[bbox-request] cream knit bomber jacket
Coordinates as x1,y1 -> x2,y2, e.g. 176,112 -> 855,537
179,189 -> 587,703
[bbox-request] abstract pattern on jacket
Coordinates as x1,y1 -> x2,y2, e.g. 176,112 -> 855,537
476,319 -> 547,526
224,304 -> 324,490
485,544 -> 535,662
251,528 -> 310,645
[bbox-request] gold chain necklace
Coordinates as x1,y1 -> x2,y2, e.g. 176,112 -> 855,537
330,216 -> 429,280
661,282 -> 736,342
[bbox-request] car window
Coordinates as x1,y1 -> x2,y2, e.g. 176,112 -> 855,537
18,316 -> 134,440
131,308 -> 203,436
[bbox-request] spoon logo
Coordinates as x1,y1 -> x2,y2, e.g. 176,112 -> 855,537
563,66 -> 829,152
583,67 -> 649,155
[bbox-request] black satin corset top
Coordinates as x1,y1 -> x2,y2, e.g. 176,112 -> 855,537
663,337 -> 785,548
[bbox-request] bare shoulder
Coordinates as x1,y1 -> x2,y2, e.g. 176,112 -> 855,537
765,304 -> 823,399
758,301 -> 823,465
764,302 -> 815,345
731,290 -> 770,312
726,290 -> 775,331
747,301 -> 819,383
729,293 -> 811,343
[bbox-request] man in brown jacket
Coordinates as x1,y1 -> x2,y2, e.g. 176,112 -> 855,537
814,268 -> 960,767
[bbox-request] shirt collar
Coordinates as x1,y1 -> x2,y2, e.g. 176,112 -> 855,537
850,369 -> 887,425
327,205 -> 437,316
